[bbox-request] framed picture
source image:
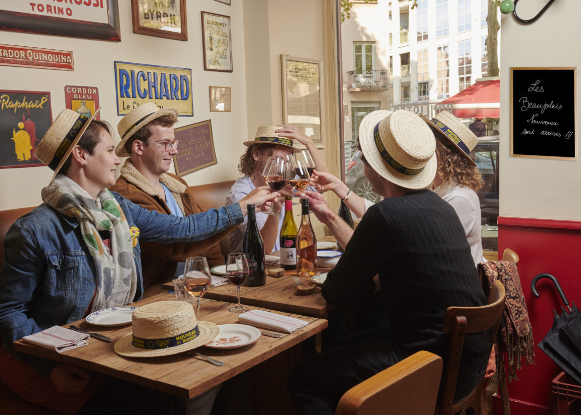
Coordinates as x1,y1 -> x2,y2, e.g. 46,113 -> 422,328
214,0 -> 231,5
201,12 -> 233,72
0,90 -> 52,169
173,120 -> 217,177
281,55 -> 324,145
209,86 -> 231,112
0,0 -> 120,42
131,0 -> 187,41
65,86 -> 100,120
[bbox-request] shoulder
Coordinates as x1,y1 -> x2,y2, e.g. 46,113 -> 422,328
13,204 -> 58,228
226,176 -> 252,204
446,186 -> 479,211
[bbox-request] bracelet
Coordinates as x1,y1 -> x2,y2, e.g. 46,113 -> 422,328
341,189 -> 352,202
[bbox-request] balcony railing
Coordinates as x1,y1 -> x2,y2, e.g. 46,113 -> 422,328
347,70 -> 389,91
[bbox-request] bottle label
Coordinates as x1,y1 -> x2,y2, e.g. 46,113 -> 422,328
280,236 -> 296,266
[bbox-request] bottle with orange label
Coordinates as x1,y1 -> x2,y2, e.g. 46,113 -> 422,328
280,195 -> 297,270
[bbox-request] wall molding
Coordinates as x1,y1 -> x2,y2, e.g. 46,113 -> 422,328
499,216 -> 581,231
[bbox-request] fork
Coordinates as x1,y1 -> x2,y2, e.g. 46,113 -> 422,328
293,276 -> 304,286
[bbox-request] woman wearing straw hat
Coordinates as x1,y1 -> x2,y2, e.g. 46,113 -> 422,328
226,125 -> 328,254
422,110 -> 485,265
289,110 -> 490,415
0,108 -> 276,415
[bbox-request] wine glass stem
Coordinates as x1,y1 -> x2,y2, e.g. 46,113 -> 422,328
196,298 -> 201,318
237,285 -> 241,306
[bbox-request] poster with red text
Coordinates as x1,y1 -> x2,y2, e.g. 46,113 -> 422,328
65,86 -> 100,120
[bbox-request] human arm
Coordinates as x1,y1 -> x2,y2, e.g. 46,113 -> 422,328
275,125 -> 329,172
260,184 -> 292,254
310,170 -> 367,218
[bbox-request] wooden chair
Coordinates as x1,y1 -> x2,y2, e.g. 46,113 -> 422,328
436,280 -> 506,415
336,351 -> 443,415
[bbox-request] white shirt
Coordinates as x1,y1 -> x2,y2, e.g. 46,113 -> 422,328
433,183 -> 485,266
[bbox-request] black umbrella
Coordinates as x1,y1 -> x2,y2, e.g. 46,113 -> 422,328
532,273 -> 581,383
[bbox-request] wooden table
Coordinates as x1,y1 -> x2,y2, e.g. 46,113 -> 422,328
13,293 -> 327,414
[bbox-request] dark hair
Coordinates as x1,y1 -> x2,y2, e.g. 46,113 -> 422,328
238,143 -> 274,176
60,120 -> 113,175
124,115 -> 176,155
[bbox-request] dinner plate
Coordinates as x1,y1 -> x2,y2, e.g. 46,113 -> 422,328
85,307 -> 137,327
317,241 -> 336,250
317,250 -> 342,258
210,265 -> 228,276
204,324 -> 262,350
311,273 -> 328,286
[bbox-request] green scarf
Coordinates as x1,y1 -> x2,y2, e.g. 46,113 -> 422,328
42,174 -> 137,312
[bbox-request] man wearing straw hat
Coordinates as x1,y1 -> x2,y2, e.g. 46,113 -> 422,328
288,110 -> 491,414
111,103 -> 232,298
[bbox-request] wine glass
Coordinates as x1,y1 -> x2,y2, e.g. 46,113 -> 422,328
263,156 -> 291,214
226,253 -> 249,313
289,154 -> 311,194
296,150 -> 315,177
183,256 -> 212,318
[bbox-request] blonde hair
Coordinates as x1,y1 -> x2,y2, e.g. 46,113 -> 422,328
435,138 -> 483,192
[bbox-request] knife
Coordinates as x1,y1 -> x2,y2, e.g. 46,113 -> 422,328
69,325 -> 112,343
261,331 -> 284,338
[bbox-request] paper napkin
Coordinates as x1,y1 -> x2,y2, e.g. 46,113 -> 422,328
238,310 -> 308,334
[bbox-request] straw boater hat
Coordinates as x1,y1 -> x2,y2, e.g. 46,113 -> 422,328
114,301 -> 219,358
358,110 -> 437,190
36,107 -> 101,183
420,111 -> 477,166
242,126 -> 298,152
116,103 -> 179,157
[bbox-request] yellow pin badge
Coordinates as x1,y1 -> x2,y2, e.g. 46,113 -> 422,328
130,226 -> 140,248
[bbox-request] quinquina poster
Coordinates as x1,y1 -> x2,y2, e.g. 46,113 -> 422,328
0,90 -> 52,168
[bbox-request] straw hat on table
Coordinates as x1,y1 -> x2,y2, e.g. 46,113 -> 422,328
243,126 -> 298,152
420,110 -> 478,166
116,103 -> 179,157
35,107 -> 101,183
358,110 -> 437,190
114,301 -> 219,358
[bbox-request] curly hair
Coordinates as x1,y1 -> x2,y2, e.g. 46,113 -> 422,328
238,143 -> 274,176
435,137 -> 483,192
124,115 -> 177,155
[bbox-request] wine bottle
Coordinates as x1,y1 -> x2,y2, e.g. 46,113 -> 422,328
297,198 -> 317,278
337,200 -> 355,252
280,196 -> 297,271
243,204 -> 266,287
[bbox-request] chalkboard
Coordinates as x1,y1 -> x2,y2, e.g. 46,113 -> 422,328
511,67 -> 577,160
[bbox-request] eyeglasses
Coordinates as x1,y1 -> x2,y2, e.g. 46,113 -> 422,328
147,140 -> 179,151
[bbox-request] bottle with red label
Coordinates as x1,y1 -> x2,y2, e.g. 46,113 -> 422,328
280,195 -> 297,270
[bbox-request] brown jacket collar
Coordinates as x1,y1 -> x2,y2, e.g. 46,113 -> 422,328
119,159 -> 186,214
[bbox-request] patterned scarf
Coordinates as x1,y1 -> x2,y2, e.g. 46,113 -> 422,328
42,174 -> 137,312
480,260 -> 535,382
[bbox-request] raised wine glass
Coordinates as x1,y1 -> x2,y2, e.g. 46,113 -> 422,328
263,155 -> 291,214
226,253 -> 249,313
296,150 -> 315,177
289,154 -> 311,194
183,256 -> 212,318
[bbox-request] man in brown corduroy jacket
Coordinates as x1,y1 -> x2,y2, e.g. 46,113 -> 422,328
110,104 -> 233,298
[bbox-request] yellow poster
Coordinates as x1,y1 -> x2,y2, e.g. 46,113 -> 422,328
114,61 -> 193,116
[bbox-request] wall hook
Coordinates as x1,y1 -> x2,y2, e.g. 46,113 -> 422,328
512,0 -> 557,25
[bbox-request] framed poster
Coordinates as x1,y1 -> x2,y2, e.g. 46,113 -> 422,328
173,120 -> 217,177
201,12 -> 233,72
0,0 -> 121,42
214,0 -> 231,5
0,90 -> 52,169
281,55 -> 324,145
510,67 -> 577,160
114,61 -> 193,116
209,86 -> 231,112
131,0 -> 187,41
65,86 -> 100,121
0,44 -> 74,71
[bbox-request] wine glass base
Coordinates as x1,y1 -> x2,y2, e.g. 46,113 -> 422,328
228,305 -> 249,313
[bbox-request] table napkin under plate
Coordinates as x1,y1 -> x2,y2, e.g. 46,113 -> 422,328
211,275 -> 228,288
22,326 -> 90,353
238,310 -> 308,333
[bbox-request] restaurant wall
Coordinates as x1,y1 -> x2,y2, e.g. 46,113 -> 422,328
498,2 -> 581,414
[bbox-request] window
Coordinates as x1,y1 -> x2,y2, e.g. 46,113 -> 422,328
401,85 -> 411,104
436,0 -> 449,38
458,0 -> 471,32
437,45 -> 449,97
481,0 -> 488,27
400,52 -> 410,78
418,82 -> 429,101
418,49 -> 429,101
458,40 -> 472,91
416,0 -> 428,42
400,12 -> 409,44
481,36 -> 488,77
354,42 -> 375,73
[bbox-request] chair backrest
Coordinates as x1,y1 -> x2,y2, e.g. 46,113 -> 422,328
336,351 -> 443,415
0,206 -> 36,269
438,280 -> 506,414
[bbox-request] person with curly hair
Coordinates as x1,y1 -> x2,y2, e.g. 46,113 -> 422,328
226,125 -> 328,254
422,111 -> 485,265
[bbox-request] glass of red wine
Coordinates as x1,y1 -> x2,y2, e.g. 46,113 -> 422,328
183,256 -> 212,318
263,155 -> 291,214
226,253 -> 249,313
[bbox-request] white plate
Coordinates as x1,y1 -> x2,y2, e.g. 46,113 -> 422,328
85,307 -> 137,327
311,273 -> 328,286
210,265 -> 228,276
317,250 -> 342,258
317,241 -> 336,250
204,324 -> 262,350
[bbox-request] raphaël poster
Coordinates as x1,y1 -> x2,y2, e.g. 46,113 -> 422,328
0,90 -> 52,169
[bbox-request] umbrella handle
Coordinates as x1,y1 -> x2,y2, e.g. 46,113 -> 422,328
512,0 -> 557,25
531,273 -> 571,311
